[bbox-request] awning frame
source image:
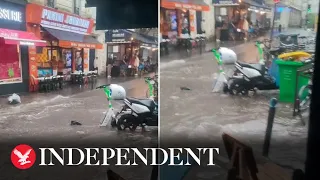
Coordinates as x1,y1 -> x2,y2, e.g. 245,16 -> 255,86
42,27 -> 103,49
161,0 -> 210,11
0,28 -> 47,47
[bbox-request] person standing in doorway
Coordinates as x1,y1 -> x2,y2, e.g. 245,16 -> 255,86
243,17 -> 249,41
76,53 -> 83,71
134,53 -> 140,76
215,16 -> 223,42
107,55 -> 113,78
94,57 -> 99,74
278,24 -> 282,33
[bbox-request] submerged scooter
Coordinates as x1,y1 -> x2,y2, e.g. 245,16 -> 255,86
110,81 -> 158,131
223,41 -> 278,95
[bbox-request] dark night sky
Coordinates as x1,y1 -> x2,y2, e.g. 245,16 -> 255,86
87,0 -> 158,30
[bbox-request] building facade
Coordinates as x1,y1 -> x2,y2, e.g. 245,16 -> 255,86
271,0 -> 303,28
301,0 -> 319,28
0,0 -> 50,95
27,0 -> 106,75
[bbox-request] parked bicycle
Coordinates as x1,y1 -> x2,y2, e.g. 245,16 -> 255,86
296,58 -> 314,124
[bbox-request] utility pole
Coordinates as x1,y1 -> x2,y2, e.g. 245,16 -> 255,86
270,0 -> 280,41
305,0 -> 311,28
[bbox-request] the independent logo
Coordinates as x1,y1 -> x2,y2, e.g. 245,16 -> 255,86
11,144 -> 36,169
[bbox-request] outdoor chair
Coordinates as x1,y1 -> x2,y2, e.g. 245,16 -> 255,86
52,76 -> 60,90
39,77 -> 51,92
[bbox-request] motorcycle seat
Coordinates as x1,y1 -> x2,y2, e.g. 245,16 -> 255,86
126,97 -> 156,110
237,61 -> 265,74
269,48 -> 282,55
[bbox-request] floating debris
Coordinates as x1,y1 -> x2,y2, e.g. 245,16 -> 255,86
180,87 -> 191,91
70,121 -> 82,126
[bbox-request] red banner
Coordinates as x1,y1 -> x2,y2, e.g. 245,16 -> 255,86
26,3 -> 95,34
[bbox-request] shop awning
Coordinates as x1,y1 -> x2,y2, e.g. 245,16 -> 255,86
43,27 -> 103,49
242,0 -> 271,12
161,0 -> 210,11
126,30 -> 158,46
0,28 -> 46,46
105,29 -> 158,46
105,29 -> 133,44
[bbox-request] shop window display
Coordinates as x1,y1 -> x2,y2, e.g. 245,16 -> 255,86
165,10 -> 178,40
0,44 -> 22,84
36,47 -> 72,77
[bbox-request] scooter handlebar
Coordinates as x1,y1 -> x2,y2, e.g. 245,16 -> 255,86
96,84 -> 111,89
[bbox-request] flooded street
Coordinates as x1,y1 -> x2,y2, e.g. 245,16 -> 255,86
160,41 -> 308,178
0,76 -> 158,143
0,77 -> 158,180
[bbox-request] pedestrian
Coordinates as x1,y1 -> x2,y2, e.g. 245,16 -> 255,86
120,54 -> 127,77
134,53 -> 140,76
227,17 -> 236,41
106,54 -> 113,78
278,24 -> 282,33
242,17 -> 249,40
94,57 -> 99,74
51,56 -> 58,76
76,53 -> 83,71
129,53 -> 136,76
57,58 -> 64,75
215,16 -> 223,42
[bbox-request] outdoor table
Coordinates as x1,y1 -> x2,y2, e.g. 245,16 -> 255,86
36,75 -> 64,92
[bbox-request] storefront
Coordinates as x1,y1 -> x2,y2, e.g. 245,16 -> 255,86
160,0 -> 210,41
25,3 -> 102,86
213,0 -> 271,40
0,1 -> 47,95
105,29 -> 158,62
105,29 -> 140,64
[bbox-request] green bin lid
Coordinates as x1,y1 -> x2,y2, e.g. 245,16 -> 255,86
276,59 -> 304,66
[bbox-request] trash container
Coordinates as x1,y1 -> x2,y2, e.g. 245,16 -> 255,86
268,59 -> 280,87
276,60 -> 309,103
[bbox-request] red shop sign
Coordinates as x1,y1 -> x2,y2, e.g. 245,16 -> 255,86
26,3 -> 95,34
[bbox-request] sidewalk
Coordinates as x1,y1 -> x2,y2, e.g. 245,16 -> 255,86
0,75 -> 146,107
160,28 -> 314,61
160,41 -> 245,62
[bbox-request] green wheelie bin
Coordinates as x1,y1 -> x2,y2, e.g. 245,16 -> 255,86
276,60 -> 310,103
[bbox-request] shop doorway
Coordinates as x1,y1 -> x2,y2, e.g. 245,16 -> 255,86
196,11 -> 202,34
89,49 -> 95,71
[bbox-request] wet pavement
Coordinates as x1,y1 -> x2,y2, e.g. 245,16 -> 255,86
160,28 -> 316,63
0,75 -> 158,180
160,41 -> 309,179
0,75 -> 158,140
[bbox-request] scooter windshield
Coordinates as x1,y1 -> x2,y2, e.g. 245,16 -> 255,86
256,42 -> 264,63
103,87 -> 112,100
212,49 -> 222,65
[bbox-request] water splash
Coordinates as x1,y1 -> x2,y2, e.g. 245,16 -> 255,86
161,60 -> 186,69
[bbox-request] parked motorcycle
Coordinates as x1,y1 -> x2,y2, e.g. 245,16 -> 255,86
111,96 -> 158,131
223,41 -> 279,95
110,77 -> 158,131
